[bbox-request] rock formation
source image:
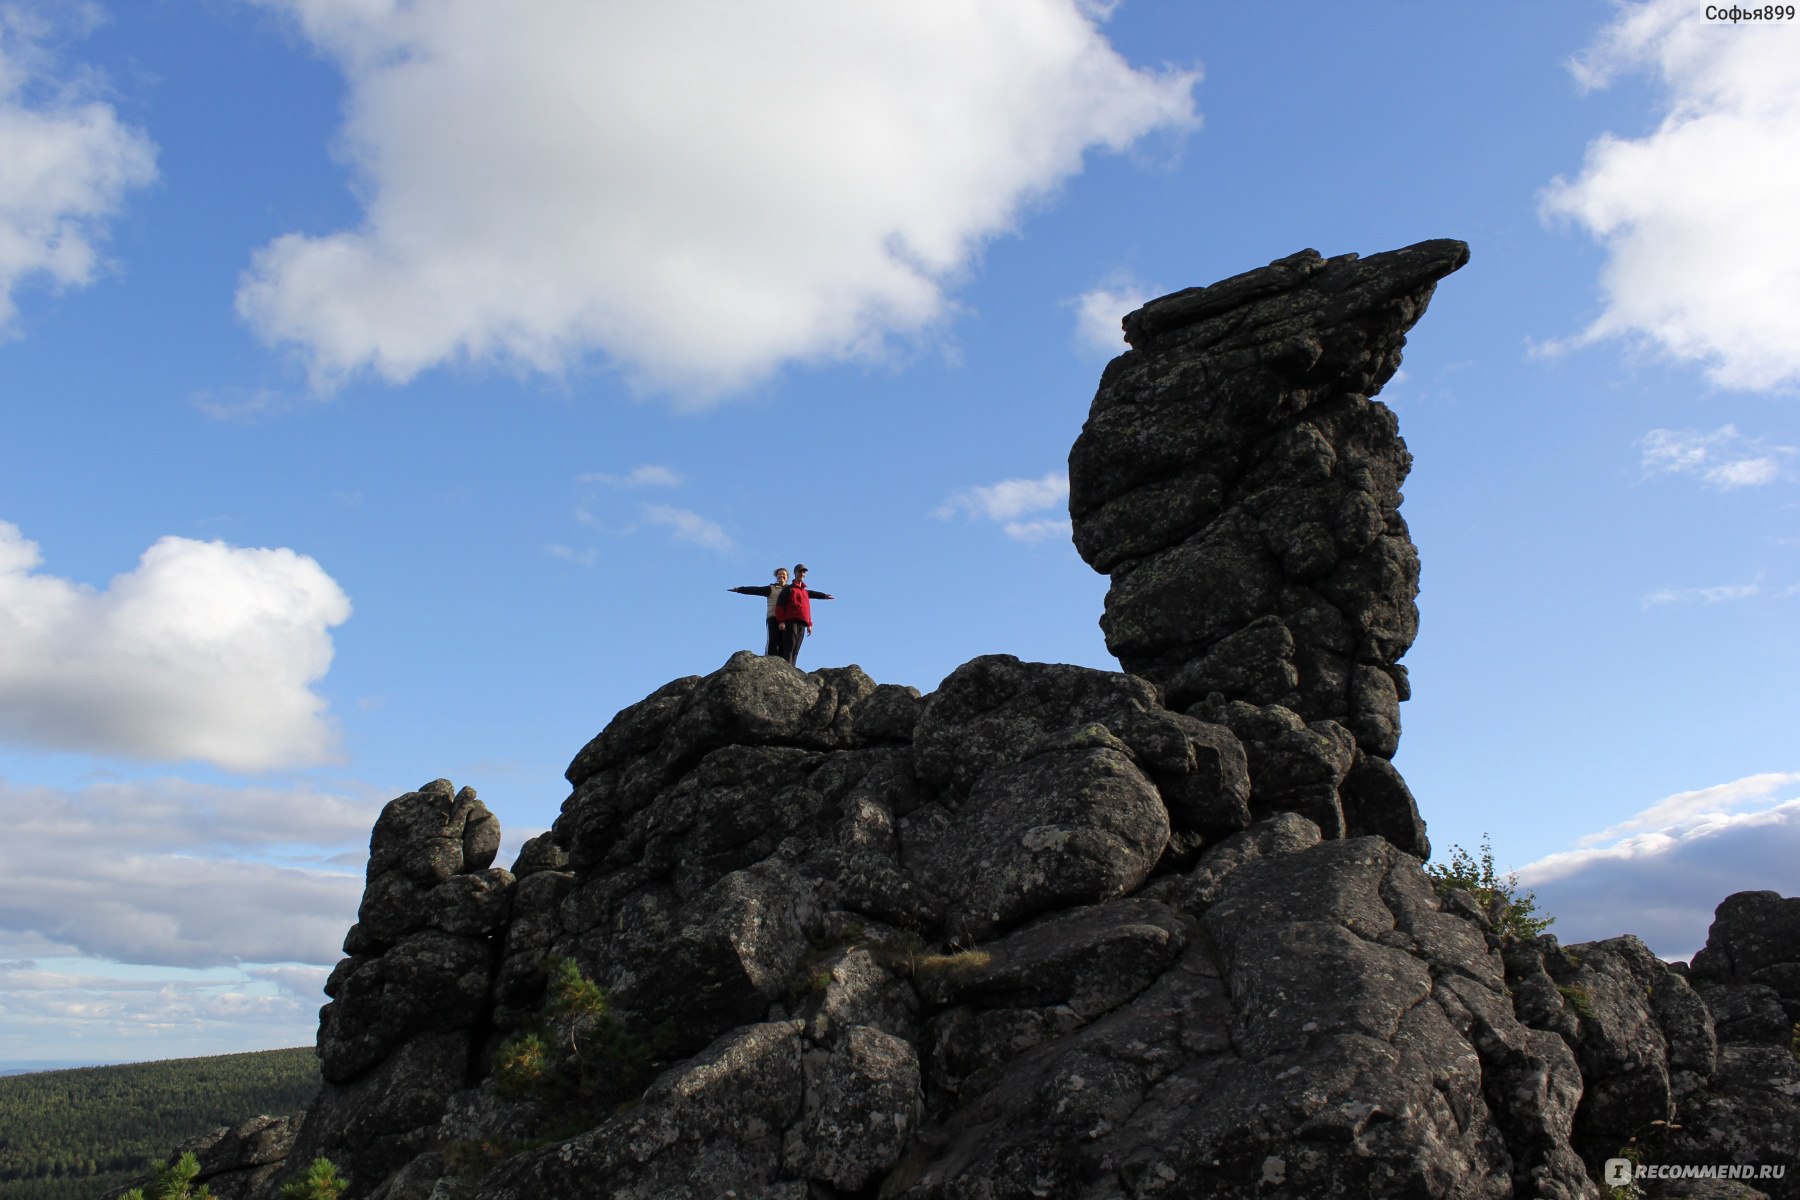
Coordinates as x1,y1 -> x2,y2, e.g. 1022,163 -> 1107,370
1070,239 -> 1469,860
279,781 -> 508,1191
154,241 -> 1797,1200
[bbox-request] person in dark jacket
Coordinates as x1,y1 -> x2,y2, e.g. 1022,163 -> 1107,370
772,563 -> 834,665
728,567 -> 792,656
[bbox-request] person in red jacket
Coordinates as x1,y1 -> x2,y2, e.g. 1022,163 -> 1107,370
772,563 -> 834,666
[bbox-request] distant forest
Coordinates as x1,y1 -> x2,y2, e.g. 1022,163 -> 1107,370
0,1047 -> 319,1200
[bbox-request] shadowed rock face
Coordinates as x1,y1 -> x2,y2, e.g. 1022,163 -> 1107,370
192,242 -> 1800,1200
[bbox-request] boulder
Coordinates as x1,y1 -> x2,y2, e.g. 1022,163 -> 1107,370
917,735 -> 1170,939
1690,890 -> 1800,1025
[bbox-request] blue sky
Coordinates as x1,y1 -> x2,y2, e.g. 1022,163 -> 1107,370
1,0 -> 1796,1065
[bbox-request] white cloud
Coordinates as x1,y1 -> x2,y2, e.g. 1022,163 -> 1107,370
1541,0 -> 1800,391
1000,516 -> 1075,543
936,471 -> 1070,522
235,0 -> 1199,397
0,520 -> 352,770
1640,424 -> 1795,488
1641,580 -> 1763,607
579,464 -> 683,489
1073,276 -> 1154,356
936,471 -> 1071,542
0,959 -> 324,1059
188,387 -> 291,423
545,543 -> 598,567
1708,458 -> 1782,487
0,776 -> 373,969
245,963 -> 332,1001
1571,771 -> 1800,847
1518,773 -> 1800,957
640,504 -> 736,554
0,3 -> 157,334
568,469 -> 733,554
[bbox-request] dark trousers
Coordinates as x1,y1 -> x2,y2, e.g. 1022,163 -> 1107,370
783,623 -> 806,665
764,618 -> 783,656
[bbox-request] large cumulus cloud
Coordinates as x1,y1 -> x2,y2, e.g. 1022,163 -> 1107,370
0,521 -> 352,770
237,0 -> 1199,396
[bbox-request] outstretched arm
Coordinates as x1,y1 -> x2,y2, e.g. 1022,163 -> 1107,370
809,591 -> 836,600
728,586 -> 774,596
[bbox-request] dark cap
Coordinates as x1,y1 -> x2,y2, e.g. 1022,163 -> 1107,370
793,563 -> 807,573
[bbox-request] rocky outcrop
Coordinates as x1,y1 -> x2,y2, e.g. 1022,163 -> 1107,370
1070,239 -> 1470,858
1668,893 -> 1800,1187
250,708 -> 1800,1200
1690,890 -> 1800,1034
105,1114 -> 302,1200
281,780 -> 508,1192
214,243 -> 1800,1200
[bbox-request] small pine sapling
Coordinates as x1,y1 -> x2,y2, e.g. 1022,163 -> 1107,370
120,1152 -> 214,1200
280,1157 -> 349,1200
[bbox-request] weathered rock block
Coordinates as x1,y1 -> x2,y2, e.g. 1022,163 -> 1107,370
919,737 -> 1170,938
784,1025 -> 921,1191
1691,890 -> 1800,1025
